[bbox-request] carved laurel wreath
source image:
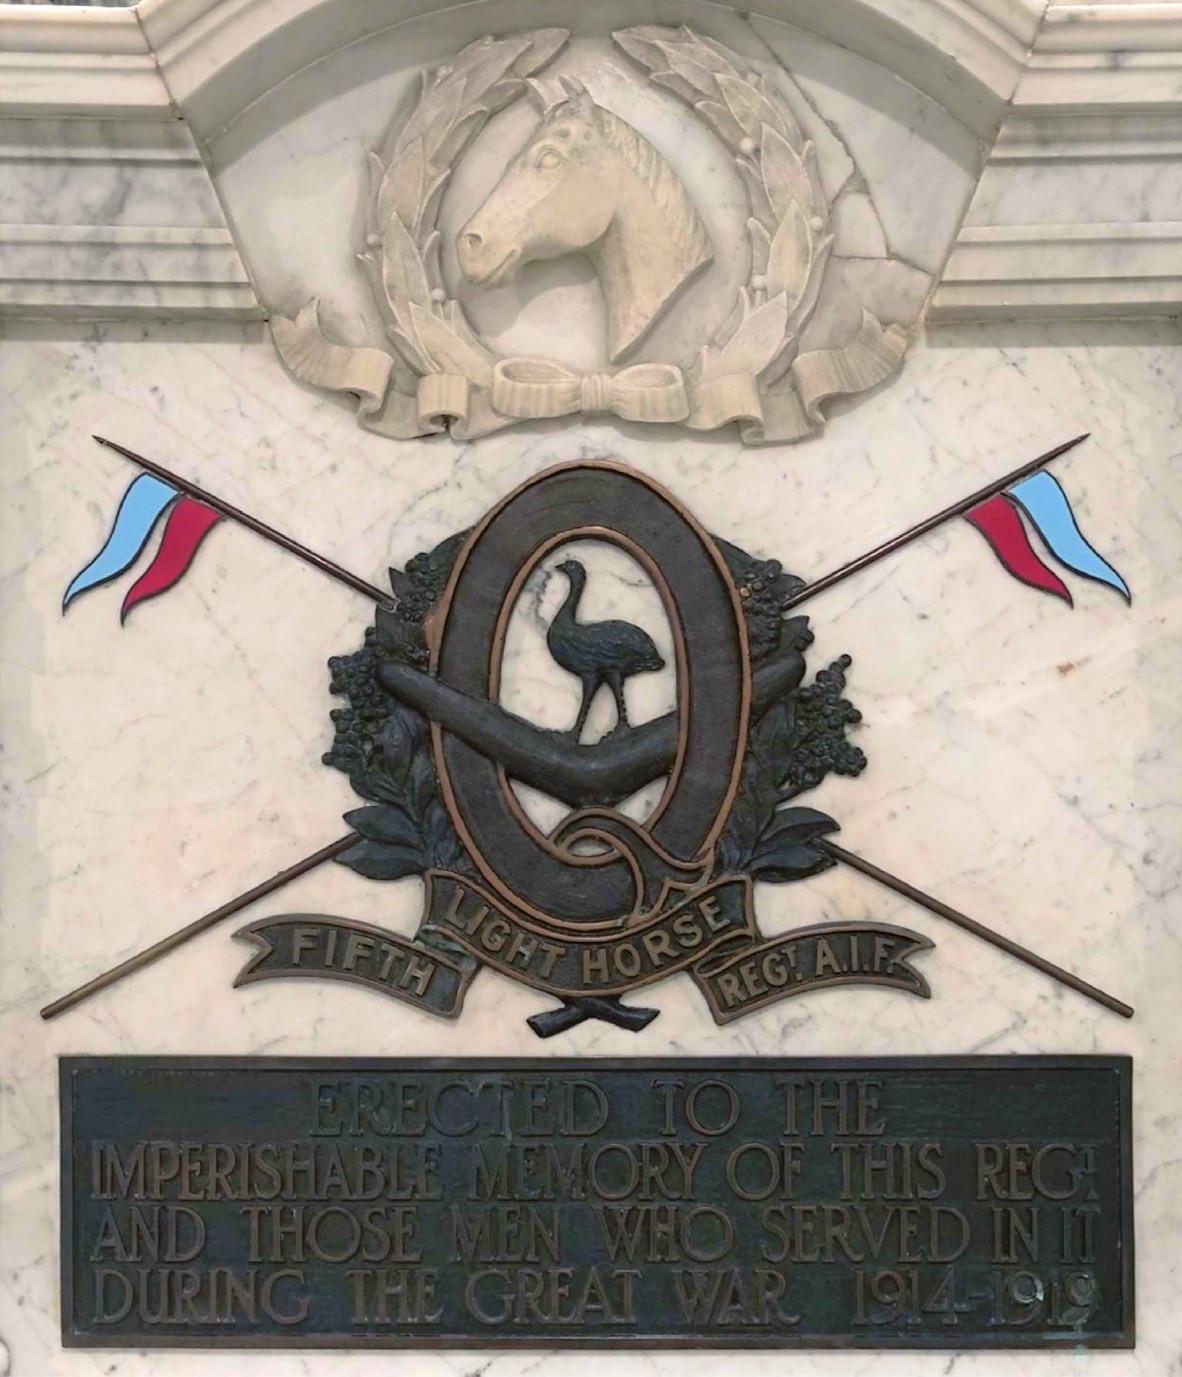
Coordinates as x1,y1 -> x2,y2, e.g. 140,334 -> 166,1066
365,25 -> 829,402
272,26 -> 906,444
615,27 -> 832,403
356,31 -> 562,412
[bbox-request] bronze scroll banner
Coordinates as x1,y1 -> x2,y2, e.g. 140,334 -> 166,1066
235,870 -> 931,1022
61,1057 -> 1133,1350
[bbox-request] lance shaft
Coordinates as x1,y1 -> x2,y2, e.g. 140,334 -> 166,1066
815,839 -> 1133,1019
41,829 -> 1133,1023
783,433 -> 1089,612
93,436 -> 388,604
40,836 -> 357,1020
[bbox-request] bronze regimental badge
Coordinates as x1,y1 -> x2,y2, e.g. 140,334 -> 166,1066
45,435 -> 1133,1028
234,462 -> 929,1033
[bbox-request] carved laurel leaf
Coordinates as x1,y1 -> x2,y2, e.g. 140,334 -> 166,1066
379,219 -> 433,372
716,73 -> 788,141
747,218 -> 772,278
612,31 -> 664,73
767,201 -> 812,311
510,28 -> 569,78
802,140 -> 827,208
690,31 -> 743,77
655,43 -> 721,97
410,303 -> 495,386
424,28 -> 562,120
624,23 -> 685,42
761,126 -> 813,223
710,290 -> 789,377
357,251 -> 427,372
366,149 -> 384,203
450,37 -> 532,101
767,79 -> 805,145
618,24 -> 736,79
397,78 -> 464,163
735,158 -> 775,229
695,99 -> 747,146
413,168 -> 448,240
382,214 -> 431,308
431,108 -> 489,172
787,231 -> 834,334
649,70 -> 704,104
763,232 -> 835,385
422,84 -> 469,166
481,79 -> 525,111
445,299 -> 496,362
379,138 -> 425,233
420,229 -> 443,295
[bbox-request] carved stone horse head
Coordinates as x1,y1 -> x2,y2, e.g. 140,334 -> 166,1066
457,77 -> 713,363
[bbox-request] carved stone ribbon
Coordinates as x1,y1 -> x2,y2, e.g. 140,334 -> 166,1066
687,311 -> 909,443
490,358 -> 690,422
271,300 -> 906,445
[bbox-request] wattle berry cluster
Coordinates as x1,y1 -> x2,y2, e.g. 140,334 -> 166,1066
784,654 -> 866,794
323,632 -> 382,776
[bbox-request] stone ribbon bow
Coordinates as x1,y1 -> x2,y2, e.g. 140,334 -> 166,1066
491,358 -> 689,423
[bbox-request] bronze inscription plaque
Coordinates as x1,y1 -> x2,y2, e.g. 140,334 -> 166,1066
61,1056 -> 1133,1349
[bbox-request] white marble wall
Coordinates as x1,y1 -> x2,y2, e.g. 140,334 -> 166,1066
1,313 -> 1179,1375
1,0 -> 1181,1374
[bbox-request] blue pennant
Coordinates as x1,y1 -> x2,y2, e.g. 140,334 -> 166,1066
1006,471 -> 1130,602
63,474 -> 177,610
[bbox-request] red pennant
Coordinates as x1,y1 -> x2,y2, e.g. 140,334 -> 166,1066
965,495 -> 1071,604
121,498 -> 221,622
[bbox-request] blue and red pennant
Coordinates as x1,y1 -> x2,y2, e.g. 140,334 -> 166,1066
64,454 -> 1127,626
62,473 -> 221,622
966,471 -> 1130,607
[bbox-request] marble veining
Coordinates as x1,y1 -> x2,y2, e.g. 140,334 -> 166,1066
0,117 -> 261,321
931,1 -> 1182,320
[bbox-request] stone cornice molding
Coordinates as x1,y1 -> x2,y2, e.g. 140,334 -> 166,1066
0,4 -> 259,321
134,0 -> 1046,142
755,0 -> 1044,137
0,5 -> 171,117
1018,3 -> 1182,109
0,0 -> 1177,325
930,0 -> 1182,320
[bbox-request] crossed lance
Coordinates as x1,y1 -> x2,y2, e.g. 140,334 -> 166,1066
41,435 -> 1133,1030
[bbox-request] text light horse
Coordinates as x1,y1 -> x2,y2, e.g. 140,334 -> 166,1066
457,77 -> 713,363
